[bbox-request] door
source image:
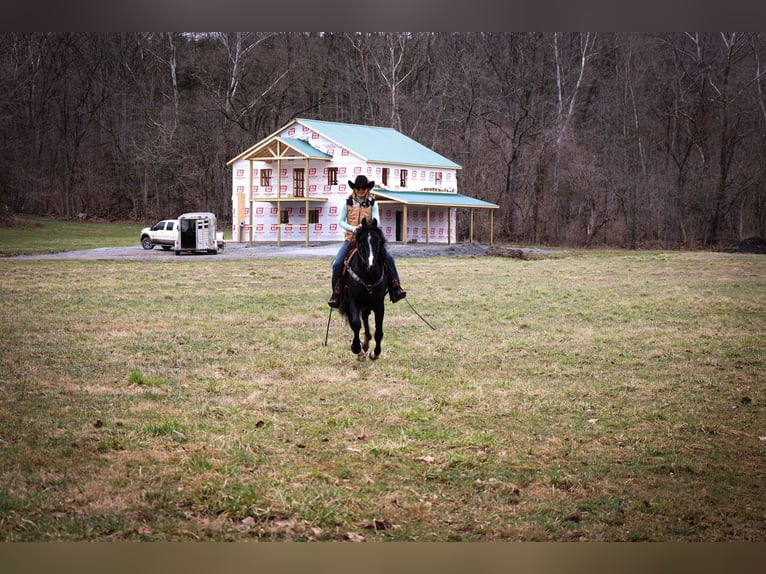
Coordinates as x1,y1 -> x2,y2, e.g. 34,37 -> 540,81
293,168 -> 305,197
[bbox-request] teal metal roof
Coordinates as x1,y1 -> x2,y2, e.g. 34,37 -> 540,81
373,191 -> 498,209
278,137 -> 333,159
296,118 -> 461,169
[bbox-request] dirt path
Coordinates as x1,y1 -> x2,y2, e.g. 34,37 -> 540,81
12,241 -> 493,261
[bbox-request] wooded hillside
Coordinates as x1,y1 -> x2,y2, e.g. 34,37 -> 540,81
2,32 -> 765,248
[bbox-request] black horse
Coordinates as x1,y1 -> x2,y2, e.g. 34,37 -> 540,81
339,218 -> 388,361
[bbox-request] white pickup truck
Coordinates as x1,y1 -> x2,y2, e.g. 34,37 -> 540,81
140,219 -> 178,250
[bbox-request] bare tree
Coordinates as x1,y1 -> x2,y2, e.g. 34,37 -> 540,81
707,32 -> 757,245
552,32 -> 597,197
345,32 -> 424,130
2,32 -> 766,246
211,32 -> 283,127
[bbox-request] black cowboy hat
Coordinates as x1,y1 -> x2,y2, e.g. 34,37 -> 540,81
348,174 -> 375,189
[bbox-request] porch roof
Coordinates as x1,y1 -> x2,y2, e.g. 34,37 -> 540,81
373,190 -> 498,209
230,136 -> 332,164
277,137 -> 333,159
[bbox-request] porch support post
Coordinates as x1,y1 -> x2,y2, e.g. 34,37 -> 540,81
426,207 -> 430,245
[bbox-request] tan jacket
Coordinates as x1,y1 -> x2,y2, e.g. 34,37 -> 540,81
343,194 -> 376,240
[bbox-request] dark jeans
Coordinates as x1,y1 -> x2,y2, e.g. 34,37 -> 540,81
331,240 -> 401,289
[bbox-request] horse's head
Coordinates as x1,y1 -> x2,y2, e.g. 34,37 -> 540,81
356,218 -> 385,272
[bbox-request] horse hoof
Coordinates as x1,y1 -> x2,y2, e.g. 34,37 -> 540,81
369,350 -> 379,361
362,339 -> 370,352
357,351 -> 367,361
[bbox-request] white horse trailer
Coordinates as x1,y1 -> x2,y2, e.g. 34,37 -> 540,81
174,212 -> 225,255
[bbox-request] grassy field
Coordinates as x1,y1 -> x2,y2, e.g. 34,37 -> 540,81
0,221 -> 764,541
0,216 -> 233,256
0,216 -> 147,256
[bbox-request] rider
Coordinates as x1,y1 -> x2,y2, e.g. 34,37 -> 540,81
327,174 -> 406,308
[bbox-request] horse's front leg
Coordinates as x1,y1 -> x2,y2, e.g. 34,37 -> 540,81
369,303 -> 384,361
348,305 -> 366,361
361,308 -> 372,352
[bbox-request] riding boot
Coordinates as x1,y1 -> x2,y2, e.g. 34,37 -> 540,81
327,277 -> 341,309
327,270 -> 343,308
386,265 -> 407,303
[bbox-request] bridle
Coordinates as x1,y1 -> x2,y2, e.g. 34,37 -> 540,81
346,230 -> 386,294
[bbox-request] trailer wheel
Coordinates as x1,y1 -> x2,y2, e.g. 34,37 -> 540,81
175,250 -> 180,256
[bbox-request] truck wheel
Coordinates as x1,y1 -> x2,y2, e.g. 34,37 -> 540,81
141,236 -> 155,250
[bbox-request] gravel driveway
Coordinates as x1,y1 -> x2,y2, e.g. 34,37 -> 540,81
13,241 -> 491,261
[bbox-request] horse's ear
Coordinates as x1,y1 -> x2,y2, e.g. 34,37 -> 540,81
360,217 -> 367,226
371,218 -> 378,227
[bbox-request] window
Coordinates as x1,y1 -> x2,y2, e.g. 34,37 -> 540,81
293,168 -> 305,197
309,209 -> 320,224
327,167 -> 338,186
400,169 -> 408,187
260,169 -> 272,187
435,172 -> 442,186
280,210 -> 290,224
382,168 -> 389,186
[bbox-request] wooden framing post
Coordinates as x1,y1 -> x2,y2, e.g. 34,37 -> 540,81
304,157 -> 310,246
248,160 -> 253,245
403,205 -> 408,244
276,154 -> 282,247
